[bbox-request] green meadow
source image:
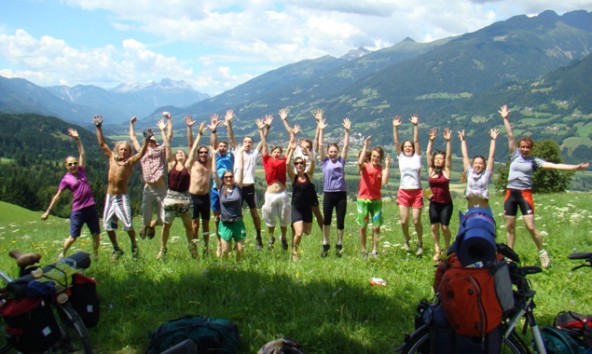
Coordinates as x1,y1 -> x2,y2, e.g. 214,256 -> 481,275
0,192 -> 591,353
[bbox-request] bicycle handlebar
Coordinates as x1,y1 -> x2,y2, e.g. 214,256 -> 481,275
568,252 -> 592,261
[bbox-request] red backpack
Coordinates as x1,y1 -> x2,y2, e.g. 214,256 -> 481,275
434,253 -> 514,337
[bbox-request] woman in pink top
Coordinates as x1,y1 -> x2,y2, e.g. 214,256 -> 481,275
426,127 -> 453,261
41,128 -> 100,258
357,136 -> 390,258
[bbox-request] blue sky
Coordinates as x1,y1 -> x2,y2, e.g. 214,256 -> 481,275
1,0 -> 592,95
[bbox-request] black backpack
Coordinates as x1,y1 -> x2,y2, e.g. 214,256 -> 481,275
146,315 -> 240,354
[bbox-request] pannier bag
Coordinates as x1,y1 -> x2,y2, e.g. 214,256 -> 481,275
68,273 -> 100,328
554,311 -> 592,347
541,326 -> 587,354
0,296 -> 61,353
146,315 -> 240,354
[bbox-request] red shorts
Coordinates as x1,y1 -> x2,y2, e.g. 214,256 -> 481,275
397,189 -> 424,208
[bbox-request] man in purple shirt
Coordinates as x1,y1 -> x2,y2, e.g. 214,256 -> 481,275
42,128 -> 101,258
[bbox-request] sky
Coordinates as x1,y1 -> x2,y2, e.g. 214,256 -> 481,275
1,0 -> 592,96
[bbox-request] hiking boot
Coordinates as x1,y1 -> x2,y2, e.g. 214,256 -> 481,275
539,249 -> 551,269
336,243 -> 343,258
147,226 -> 156,239
131,243 -> 139,258
189,240 -> 198,259
156,248 -> 167,260
281,237 -> 288,251
112,248 -> 124,260
321,244 -> 330,257
402,241 -> 411,252
415,243 -> 424,257
139,226 -> 148,240
255,237 -> 263,251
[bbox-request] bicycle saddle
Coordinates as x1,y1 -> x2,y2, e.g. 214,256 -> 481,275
8,250 -> 42,268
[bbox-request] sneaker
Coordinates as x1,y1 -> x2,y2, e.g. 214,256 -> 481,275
112,248 -> 124,260
281,237 -> 289,251
336,243 -> 343,258
147,226 -> 156,239
370,251 -> 379,258
267,237 -> 276,249
415,244 -> 424,257
321,244 -> 330,257
57,252 -> 65,260
131,243 -> 139,258
189,240 -> 198,259
255,237 -> 263,251
156,248 -> 167,260
139,226 -> 148,240
539,249 -> 551,269
402,241 -> 411,252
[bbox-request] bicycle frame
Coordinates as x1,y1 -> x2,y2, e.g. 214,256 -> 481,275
503,296 -> 546,354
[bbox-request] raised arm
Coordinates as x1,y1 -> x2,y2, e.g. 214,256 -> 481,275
286,134 -> 297,181
341,118 -> 351,161
224,109 -> 237,149
157,119 -> 172,163
358,136 -> 370,170
163,112 -> 173,141
443,128 -> 452,175
211,149 -> 222,188
426,127 -> 437,169
486,128 -> 499,173
392,116 -> 402,155
318,118 -> 327,161
128,116 -> 141,152
458,130 -> 470,171
185,123 -> 206,170
499,104 -> 515,152
256,118 -> 268,156
208,114 -> 221,150
541,161 -> 590,171
312,108 -> 323,153
67,128 -> 85,167
303,144 -> 315,177
186,114 -> 195,148
410,114 -> 420,156
94,115 -> 112,158
235,145 -> 244,186
382,154 -> 391,186
279,108 -> 293,136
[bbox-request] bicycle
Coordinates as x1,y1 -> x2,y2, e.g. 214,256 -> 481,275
0,250 -> 94,354
395,246 -> 546,354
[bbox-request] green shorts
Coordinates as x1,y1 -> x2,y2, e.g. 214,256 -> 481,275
356,199 -> 383,227
218,220 -> 247,242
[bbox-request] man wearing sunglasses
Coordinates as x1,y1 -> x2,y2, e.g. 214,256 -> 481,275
42,128 -> 101,259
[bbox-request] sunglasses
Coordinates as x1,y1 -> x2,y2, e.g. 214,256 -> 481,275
198,151 -> 209,154
294,161 -> 305,166
224,175 -> 234,179
67,161 -> 78,167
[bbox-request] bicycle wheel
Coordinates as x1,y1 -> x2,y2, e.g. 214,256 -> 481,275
55,301 -> 93,354
397,326 -> 530,354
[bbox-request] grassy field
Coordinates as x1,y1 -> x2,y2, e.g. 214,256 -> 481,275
0,192 -> 591,353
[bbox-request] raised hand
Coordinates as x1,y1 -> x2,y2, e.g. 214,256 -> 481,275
317,118 -> 327,130
490,128 -> 500,140
263,114 -> 274,127
255,118 -> 266,130
292,124 -> 302,135
392,116 -> 402,127
428,128 -> 438,141
313,108 -> 324,122
342,118 -> 351,132
498,105 -> 510,120
185,114 -> 195,127
130,116 -> 137,124
198,122 -> 207,135
385,154 -> 391,166
457,130 -> 466,141
364,136 -> 371,147
443,128 -> 452,141
223,109 -> 235,127
93,115 -> 103,127
409,114 -> 419,126
67,128 -> 79,139
278,108 -> 288,121
157,119 -> 167,131
162,111 -> 171,120
208,114 -> 220,131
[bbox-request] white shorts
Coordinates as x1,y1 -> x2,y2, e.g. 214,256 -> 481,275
103,194 -> 134,231
262,190 -> 291,227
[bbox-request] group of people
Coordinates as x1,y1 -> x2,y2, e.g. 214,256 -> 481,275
42,105 -> 589,267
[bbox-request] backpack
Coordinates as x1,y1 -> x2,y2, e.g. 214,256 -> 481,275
554,311 -> 592,347
68,273 -> 100,328
541,326 -> 588,354
146,315 -> 240,354
435,253 -> 513,337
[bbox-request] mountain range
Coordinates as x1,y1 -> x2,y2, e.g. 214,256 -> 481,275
1,9 -> 591,161
0,77 -> 208,125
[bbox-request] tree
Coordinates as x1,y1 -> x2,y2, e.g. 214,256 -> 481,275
495,139 -> 573,193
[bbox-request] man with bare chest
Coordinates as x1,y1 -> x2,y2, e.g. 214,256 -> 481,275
95,115 -> 150,259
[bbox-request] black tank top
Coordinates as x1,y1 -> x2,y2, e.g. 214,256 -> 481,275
292,174 -> 316,208
168,163 -> 190,192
